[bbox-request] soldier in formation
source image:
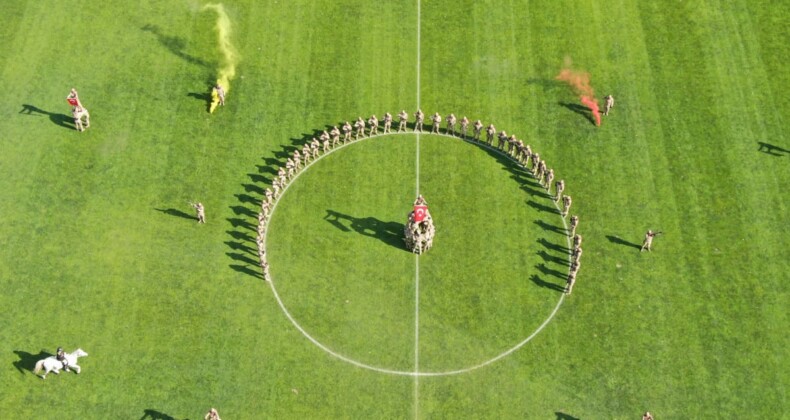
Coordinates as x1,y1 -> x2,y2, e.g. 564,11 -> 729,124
497,130 -> 507,150
330,125 -> 341,146
368,114 -> 379,135
555,180 -> 565,203
473,120 -> 483,141
414,109 -> 425,132
355,117 -> 366,139
398,110 -> 409,132
460,116 -> 469,139
486,124 -> 496,146
561,194 -> 572,217
446,113 -> 457,136
569,215 -> 579,237
342,121 -> 353,143
383,112 -> 393,133
544,168 -> 555,193
431,112 -> 442,134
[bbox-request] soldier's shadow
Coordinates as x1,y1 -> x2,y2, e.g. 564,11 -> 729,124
13,350 -> 52,375
140,408 -> 180,420
324,210 -> 405,250
19,104 -> 74,129
154,208 -> 197,221
558,101 -> 596,126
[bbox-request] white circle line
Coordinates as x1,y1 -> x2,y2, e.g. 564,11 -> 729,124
261,130 -> 571,377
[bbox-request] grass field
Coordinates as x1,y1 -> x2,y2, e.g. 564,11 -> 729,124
0,1 -> 787,419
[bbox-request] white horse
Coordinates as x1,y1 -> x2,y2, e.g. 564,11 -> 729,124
72,106 -> 90,131
33,348 -> 88,379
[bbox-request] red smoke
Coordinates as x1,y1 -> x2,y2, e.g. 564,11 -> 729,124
581,96 -> 601,126
556,64 -> 601,126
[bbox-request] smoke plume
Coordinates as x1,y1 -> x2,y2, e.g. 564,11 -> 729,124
556,60 -> 601,126
202,3 -> 239,93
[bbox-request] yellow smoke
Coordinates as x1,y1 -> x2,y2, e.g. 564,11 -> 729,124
202,3 -> 239,95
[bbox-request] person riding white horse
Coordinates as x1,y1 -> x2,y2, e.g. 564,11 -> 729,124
34,348 -> 88,379
56,347 -> 69,371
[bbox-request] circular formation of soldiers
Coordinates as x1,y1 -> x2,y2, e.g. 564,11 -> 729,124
253,110 -> 582,294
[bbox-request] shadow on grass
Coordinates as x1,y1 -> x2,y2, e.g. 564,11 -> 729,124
606,234 -> 641,250
530,274 -> 566,293
534,220 -> 566,236
558,101 -> 596,126
13,350 -> 51,375
324,210 -> 405,250
527,200 -> 560,214
19,104 -> 74,130
536,263 -> 567,279
187,91 -> 213,112
225,240 -> 256,255
154,208 -> 196,221
526,77 -> 564,91
227,252 -> 259,266
230,264 -> 263,279
227,217 -> 255,231
140,408 -> 179,420
537,250 -> 570,267
141,24 -> 211,68
230,205 -> 257,217
522,184 -> 553,199
538,237 -> 570,253
757,141 -> 788,156
554,412 -> 580,420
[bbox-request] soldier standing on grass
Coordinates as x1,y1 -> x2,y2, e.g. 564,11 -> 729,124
446,113 -> 457,136
460,116 -> 469,139
561,194 -> 572,217
555,180 -> 565,203
191,202 -> 206,223
486,123 -> 496,145
368,114 -> 379,135
604,94 -> 615,116
398,110 -> 409,132
531,152 -> 540,175
355,117 -> 366,139
497,130 -> 507,150
569,215 -> 579,237
330,125 -> 341,146
545,168 -> 555,192
293,150 -> 302,170
565,271 -> 577,295
640,230 -> 661,252
342,121 -> 353,143
573,234 -> 583,250
414,109 -> 425,132
473,120 -> 483,141
431,112 -> 442,133
204,408 -> 221,420
383,112 -> 393,133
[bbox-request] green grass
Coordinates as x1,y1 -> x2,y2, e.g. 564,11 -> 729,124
0,0 -> 787,418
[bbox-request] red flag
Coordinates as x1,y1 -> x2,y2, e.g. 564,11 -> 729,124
413,205 -> 428,222
67,98 -> 79,106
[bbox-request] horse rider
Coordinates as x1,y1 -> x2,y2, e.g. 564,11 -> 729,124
56,347 -> 69,371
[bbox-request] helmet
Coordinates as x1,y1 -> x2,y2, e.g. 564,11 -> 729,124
57,347 -> 63,353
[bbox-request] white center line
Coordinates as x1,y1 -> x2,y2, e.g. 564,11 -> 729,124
414,0 -> 421,418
